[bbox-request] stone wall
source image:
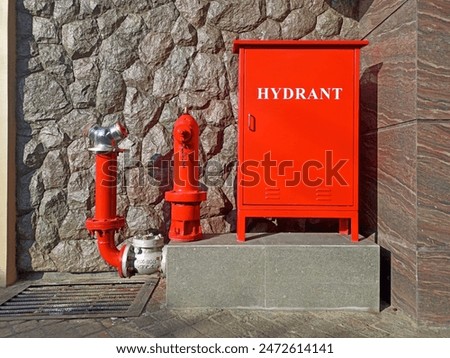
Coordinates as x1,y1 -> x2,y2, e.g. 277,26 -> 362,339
15,0 -> 358,273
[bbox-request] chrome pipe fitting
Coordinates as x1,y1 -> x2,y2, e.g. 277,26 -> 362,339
88,122 -> 128,153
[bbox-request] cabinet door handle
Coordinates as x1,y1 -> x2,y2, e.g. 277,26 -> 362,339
248,113 -> 256,131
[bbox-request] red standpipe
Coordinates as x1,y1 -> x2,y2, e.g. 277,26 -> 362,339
86,123 -> 128,277
165,112 -> 206,241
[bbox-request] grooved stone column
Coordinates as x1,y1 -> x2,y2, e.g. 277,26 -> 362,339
360,0 -> 450,325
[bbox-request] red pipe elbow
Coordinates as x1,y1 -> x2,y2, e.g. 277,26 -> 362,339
97,231 -> 126,277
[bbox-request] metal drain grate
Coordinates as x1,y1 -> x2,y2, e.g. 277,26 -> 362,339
0,278 -> 158,320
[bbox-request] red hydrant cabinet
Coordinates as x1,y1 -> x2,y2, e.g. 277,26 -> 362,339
233,40 -> 368,242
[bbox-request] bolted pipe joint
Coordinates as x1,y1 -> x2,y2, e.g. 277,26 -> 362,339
88,122 -> 128,153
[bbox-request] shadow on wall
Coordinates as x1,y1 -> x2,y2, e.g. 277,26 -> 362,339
15,1 -> 37,271
325,0 -> 374,21
359,62 -> 382,238
359,63 -> 391,306
15,0 -> 97,272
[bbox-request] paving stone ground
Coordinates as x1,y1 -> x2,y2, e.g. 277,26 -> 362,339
0,274 -> 449,338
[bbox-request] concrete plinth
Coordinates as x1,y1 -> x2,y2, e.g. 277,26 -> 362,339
166,233 -> 380,311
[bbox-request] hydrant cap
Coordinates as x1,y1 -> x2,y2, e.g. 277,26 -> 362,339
175,125 -> 192,143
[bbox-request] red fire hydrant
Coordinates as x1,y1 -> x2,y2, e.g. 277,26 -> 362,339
86,122 -> 129,277
165,111 -> 206,241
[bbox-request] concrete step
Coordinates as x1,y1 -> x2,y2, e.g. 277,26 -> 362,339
166,233 -> 379,311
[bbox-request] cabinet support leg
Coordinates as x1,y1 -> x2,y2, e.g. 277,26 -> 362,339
237,215 -> 246,242
339,219 -> 349,235
351,213 -> 359,242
